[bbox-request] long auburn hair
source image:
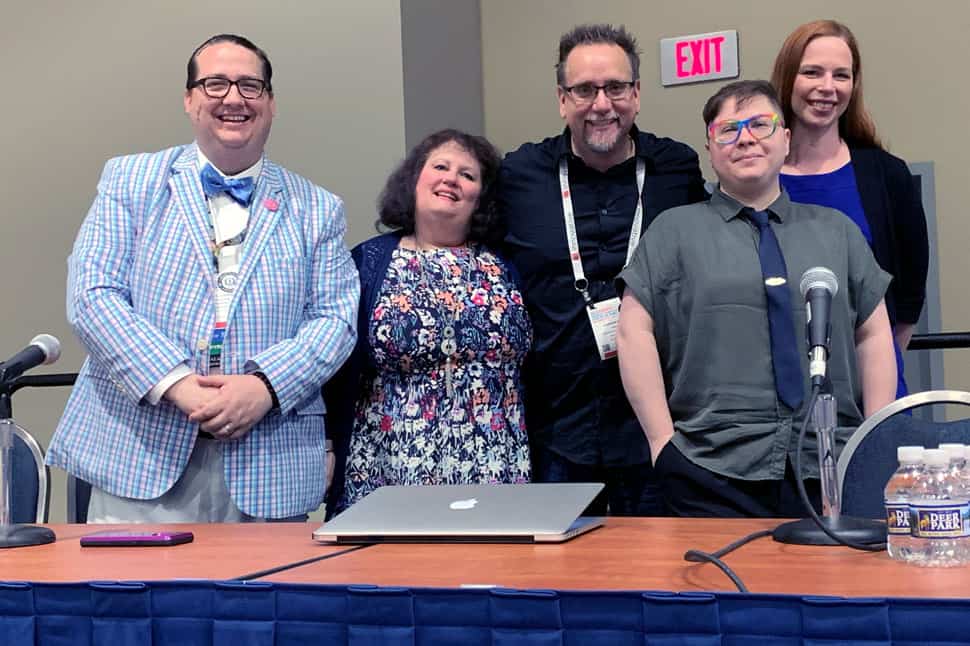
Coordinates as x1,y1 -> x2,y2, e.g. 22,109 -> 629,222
770,20 -> 882,149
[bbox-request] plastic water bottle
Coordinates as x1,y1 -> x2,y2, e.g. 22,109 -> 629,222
939,443 -> 967,477
952,447 -> 970,567
962,445 -> 970,493
884,446 -> 924,562
909,448 -> 970,567
938,444 -> 969,563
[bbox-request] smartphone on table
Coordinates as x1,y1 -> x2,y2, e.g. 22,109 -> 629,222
80,530 -> 194,547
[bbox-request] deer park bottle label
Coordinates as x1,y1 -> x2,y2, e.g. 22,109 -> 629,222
909,503 -> 970,539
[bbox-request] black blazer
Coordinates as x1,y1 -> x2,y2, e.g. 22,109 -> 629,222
849,144 -> 929,326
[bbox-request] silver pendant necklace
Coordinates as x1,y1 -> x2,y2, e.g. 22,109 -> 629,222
413,239 -> 476,398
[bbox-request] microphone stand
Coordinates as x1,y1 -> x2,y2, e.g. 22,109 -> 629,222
0,367 -> 56,548
773,377 -> 885,545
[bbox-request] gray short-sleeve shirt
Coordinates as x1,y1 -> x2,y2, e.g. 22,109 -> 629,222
618,189 -> 891,480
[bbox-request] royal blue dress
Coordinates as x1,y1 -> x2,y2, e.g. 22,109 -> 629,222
781,163 -> 907,399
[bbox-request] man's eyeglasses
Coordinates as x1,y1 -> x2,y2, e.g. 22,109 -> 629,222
561,80 -> 635,104
191,76 -> 269,100
708,113 -> 781,145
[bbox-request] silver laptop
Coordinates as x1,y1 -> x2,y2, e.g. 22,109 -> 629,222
313,483 -> 605,544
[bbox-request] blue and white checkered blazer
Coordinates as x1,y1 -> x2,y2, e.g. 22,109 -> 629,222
47,143 -> 359,518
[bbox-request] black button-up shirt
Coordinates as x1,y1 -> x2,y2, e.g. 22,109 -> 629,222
499,126 -> 706,466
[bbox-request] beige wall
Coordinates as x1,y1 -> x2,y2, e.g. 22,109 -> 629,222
482,1 -> 970,387
1,0 -> 406,522
4,0 -> 968,522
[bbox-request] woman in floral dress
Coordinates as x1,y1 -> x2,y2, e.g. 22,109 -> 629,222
324,129 -> 532,515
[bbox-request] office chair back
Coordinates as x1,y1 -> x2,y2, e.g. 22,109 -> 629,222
3,420 -> 50,524
838,390 -> 970,519
67,474 -> 92,524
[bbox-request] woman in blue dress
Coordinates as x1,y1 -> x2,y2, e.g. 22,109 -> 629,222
324,129 -> 532,516
772,19 -> 929,399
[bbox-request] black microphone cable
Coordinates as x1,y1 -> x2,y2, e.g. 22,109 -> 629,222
683,529 -> 773,592
232,543 -> 376,581
683,385 -> 884,593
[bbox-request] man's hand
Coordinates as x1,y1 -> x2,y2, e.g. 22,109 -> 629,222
189,374 -> 274,440
616,289 -> 677,468
164,374 -> 219,416
326,447 -> 335,490
649,433 -> 674,467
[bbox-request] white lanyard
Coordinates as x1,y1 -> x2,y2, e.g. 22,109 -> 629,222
559,157 -> 645,303
208,197 -> 250,323
205,197 -> 250,372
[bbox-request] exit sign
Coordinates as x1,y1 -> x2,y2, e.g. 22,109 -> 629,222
660,30 -> 739,86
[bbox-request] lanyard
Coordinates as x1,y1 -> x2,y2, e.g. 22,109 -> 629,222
206,197 -> 250,372
559,157 -> 645,303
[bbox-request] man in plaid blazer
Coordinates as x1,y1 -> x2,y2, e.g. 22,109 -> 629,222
47,34 -> 359,522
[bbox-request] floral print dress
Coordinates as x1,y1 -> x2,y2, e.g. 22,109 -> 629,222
341,244 -> 532,508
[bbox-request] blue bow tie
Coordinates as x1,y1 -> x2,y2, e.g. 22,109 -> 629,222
200,163 -> 255,207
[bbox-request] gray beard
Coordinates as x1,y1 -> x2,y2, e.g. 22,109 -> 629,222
584,129 -> 622,154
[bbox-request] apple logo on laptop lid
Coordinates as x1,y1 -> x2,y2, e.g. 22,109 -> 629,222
449,498 -> 478,510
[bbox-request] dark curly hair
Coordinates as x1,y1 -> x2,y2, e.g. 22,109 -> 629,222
377,129 -> 504,245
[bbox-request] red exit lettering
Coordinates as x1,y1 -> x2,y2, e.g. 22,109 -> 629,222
675,36 -> 726,78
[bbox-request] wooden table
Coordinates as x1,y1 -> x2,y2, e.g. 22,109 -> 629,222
0,522 -> 329,582
2,519 -> 968,599
264,518 -> 970,598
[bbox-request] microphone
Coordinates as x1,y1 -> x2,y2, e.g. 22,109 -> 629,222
799,268 -> 838,387
0,334 -> 61,384
775,268 -> 884,549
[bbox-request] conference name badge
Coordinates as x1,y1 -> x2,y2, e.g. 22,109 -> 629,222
587,297 -> 621,361
216,245 -> 241,295
217,271 -> 239,293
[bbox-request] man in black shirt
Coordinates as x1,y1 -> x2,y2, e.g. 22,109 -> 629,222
499,24 -> 706,515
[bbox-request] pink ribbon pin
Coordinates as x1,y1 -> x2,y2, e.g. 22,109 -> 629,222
263,198 -> 279,211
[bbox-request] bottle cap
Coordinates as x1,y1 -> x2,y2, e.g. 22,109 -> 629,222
939,443 -> 965,461
923,448 -> 948,467
897,445 -> 924,463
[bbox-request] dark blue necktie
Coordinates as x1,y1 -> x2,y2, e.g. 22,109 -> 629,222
200,163 -> 254,206
745,208 -> 804,410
